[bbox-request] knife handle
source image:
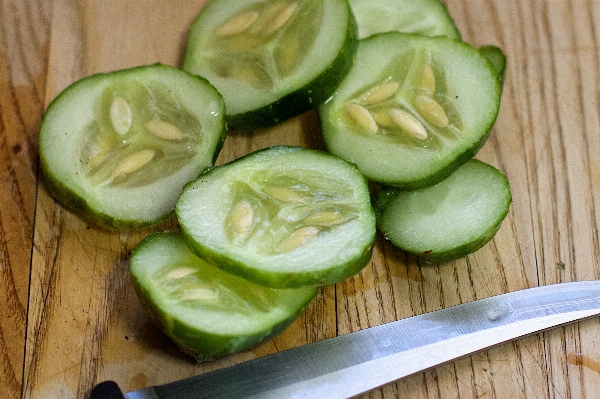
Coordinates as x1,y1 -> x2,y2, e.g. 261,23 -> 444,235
90,381 -> 126,399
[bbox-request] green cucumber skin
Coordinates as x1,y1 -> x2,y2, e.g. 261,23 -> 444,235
40,167 -> 160,229
176,146 -> 377,289
130,231 -> 317,361
150,290 -> 313,361
375,160 -> 512,262
163,305 -> 305,361
180,225 -> 375,289
132,263 -> 314,362
225,3 -> 359,130
39,63 -> 227,230
400,128 -> 493,190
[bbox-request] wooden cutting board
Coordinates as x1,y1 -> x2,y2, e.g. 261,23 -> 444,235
3,0 -> 600,398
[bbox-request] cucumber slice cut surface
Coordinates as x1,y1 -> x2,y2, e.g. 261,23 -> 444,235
182,0 -> 357,129
319,32 -> 502,189
176,146 -> 376,288
130,231 -> 317,361
349,0 -> 461,39
39,64 -> 226,229
374,159 -> 512,262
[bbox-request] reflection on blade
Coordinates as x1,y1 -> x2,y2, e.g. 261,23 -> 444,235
124,281 -> 600,399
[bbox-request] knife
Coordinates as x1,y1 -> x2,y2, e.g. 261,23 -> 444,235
91,280 -> 600,399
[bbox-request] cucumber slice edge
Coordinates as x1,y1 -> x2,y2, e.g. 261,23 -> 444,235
182,0 -> 359,129
375,159 -> 512,262
176,146 -> 377,288
130,231 -> 317,361
39,63 -> 227,229
319,32 -> 502,189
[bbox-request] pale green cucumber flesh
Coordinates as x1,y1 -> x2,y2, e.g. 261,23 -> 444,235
130,231 -> 316,361
319,32 -> 502,189
182,0 -> 358,129
175,146 -> 376,288
374,159 -> 512,262
349,0 -> 461,39
39,63 -> 226,228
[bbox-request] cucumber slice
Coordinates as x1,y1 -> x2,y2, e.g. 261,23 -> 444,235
319,32 -> 502,189
374,159 -> 512,262
479,45 -> 507,83
39,64 -> 226,229
349,0 -> 461,39
175,146 -> 376,288
182,0 -> 358,129
130,231 -> 317,361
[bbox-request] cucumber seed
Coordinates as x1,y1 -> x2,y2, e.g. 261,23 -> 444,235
262,186 -> 304,203
276,226 -> 320,253
415,94 -> 449,128
231,200 -> 254,238
217,11 -> 259,36
161,267 -> 198,282
417,64 -> 436,96
345,103 -> 378,134
303,211 -> 348,226
263,2 -> 298,35
388,108 -> 428,140
110,149 -> 155,178
109,96 -> 132,136
358,81 -> 399,105
146,120 -> 187,140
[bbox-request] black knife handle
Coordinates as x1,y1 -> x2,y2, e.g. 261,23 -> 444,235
90,381 -> 126,399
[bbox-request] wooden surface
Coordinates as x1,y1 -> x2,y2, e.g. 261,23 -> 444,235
2,0 -> 600,397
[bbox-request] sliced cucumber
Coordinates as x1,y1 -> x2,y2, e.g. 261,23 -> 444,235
479,45 -> 507,83
130,231 -> 317,361
374,159 -> 512,262
175,146 -> 376,288
349,0 -> 461,39
319,32 -> 502,189
182,0 -> 358,129
39,64 -> 226,229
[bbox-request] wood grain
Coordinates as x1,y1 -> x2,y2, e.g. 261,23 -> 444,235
2,0 -> 600,398
0,0 -> 51,398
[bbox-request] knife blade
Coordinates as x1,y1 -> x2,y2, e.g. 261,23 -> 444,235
92,280 -> 600,399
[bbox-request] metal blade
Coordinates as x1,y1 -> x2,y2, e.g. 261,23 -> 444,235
123,280 -> 600,399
